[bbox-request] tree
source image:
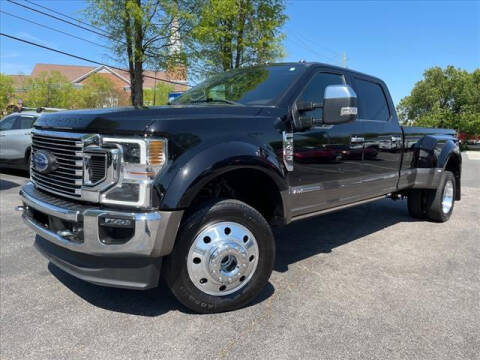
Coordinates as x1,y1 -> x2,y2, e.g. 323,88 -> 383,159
143,82 -> 173,105
0,74 -> 15,112
397,66 -> 480,136
74,74 -> 127,109
85,0 -> 193,107
190,0 -> 287,77
22,71 -> 74,109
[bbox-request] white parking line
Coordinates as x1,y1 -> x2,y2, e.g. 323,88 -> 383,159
466,151 -> 480,160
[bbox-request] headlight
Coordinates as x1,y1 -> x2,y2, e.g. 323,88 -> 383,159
100,137 -> 167,207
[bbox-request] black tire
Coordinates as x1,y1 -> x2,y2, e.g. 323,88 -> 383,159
25,149 -> 31,173
425,171 -> 456,222
164,199 -> 275,313
407,189 -> 428,219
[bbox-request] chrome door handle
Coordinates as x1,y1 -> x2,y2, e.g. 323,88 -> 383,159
350,136 -> 365,143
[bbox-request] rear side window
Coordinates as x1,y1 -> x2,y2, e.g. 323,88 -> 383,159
16,116 -> 37,129
354,78 -> 390,121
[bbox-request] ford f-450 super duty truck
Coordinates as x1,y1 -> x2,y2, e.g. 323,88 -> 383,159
17,63 -> 461,313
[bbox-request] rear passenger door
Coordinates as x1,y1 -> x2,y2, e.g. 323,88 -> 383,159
350,75 -> 403,196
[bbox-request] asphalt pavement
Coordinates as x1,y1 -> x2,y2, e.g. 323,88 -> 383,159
1,153 -> 479,360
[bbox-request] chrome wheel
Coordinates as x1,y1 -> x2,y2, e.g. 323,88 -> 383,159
187,221 -> 259,296
442,180 -> 454,214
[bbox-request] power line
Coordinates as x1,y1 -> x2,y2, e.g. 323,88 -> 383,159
6,0 -> 164,59
0,32 -> 189,88
6,0 -> 115,41
23,0 -> 110,36
0,10 -> 109,49
283,25 -> 343,64
285,32 -> 338,64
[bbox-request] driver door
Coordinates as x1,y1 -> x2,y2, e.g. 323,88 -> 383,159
288,70 -> 371,218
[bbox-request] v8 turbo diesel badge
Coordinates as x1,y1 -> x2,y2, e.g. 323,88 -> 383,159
32,150 -> 58,174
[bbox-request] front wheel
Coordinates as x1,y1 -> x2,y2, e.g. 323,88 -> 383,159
164,199 -> 275,313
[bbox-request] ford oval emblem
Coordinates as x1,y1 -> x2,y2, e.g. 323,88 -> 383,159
32,150 -> 58,174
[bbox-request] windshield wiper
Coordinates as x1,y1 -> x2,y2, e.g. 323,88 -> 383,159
189,98 -> 243,106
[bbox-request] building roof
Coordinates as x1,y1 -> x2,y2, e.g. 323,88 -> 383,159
21,63 -> 187,91
31,64 -> 96,82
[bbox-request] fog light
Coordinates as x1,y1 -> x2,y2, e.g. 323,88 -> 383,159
99,215 -> 135,245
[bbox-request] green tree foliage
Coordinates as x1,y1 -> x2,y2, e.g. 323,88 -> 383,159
143,82 -> 174,105
85,0 -> 193,107
190,0 -> 287,76
74,74 -> 125,109
22,71 -> 74,108
0,74 -> 15,111
397,66 -> 480,136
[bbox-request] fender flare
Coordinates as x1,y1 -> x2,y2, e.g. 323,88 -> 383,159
156,141 -> 287,209
414,135 -> 460,169
437,140 -> 461,170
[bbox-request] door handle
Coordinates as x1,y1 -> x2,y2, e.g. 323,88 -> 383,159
350,136 -> 365,143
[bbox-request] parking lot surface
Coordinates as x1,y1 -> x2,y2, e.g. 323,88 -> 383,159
1,153 -> 479,360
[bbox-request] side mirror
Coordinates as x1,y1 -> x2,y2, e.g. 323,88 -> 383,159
323,85 -> 358,124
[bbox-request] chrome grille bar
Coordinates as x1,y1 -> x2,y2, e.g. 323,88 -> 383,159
31,131 -> 86,199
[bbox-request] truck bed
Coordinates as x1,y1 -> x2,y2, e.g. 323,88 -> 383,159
402,126 -> 456,137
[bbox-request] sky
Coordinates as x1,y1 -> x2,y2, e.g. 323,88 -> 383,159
1,0 -> 479,105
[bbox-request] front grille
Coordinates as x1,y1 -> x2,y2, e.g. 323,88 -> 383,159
88,154 -> 107,183
31,132 -> 84,198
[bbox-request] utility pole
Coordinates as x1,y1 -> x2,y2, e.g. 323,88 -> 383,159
153,70 -> 157,105
341,52 -> 347,68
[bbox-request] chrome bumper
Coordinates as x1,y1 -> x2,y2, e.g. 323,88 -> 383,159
19,182 -> 183,257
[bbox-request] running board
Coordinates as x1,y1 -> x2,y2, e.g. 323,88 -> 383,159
290,195 -> 386,222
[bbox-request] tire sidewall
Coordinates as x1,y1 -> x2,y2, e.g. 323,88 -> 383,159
440,174 -> 455,219
165,200 -> 275,313
428,171 -> 456,222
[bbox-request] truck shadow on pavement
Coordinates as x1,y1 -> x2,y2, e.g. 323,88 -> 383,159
48,263 -> 275,316
0,178 -> 21,191
48,198 -> 415,316
274,198 -> 415,273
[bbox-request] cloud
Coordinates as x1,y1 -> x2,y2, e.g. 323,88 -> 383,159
16,32 -> 56,49
0,50 -> 21,59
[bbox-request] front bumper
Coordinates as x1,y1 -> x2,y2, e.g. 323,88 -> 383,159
19,182 -> 183,289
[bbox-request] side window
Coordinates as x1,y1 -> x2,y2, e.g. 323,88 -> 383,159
354,78 -> 390,121
17,116 -> 37,129
299,72 -> 345,119
0,116 -> 17,130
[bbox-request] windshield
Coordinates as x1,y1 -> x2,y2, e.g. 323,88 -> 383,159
173,65 -> 305,106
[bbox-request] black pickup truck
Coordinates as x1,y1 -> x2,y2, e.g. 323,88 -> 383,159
18,63 -> 462,313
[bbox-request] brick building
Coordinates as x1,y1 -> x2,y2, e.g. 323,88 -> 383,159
9,63 -> 188,107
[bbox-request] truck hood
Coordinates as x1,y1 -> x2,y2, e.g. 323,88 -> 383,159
34,105 -> 268,135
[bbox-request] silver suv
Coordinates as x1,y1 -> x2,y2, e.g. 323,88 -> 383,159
0,112 -> 39,171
